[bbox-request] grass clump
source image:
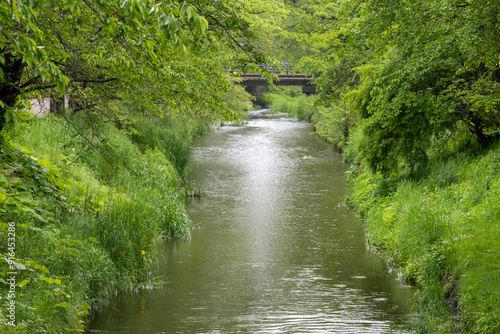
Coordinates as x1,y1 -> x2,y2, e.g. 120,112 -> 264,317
267,93 -> 318,121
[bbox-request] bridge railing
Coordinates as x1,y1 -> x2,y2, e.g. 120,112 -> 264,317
230,63 -> 302,76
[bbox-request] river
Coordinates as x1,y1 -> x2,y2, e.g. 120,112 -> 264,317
87,109 -> 414,333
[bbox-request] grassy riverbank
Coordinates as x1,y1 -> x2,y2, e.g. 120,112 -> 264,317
269,92 -> 500,333
0,110 -> 203,332
346,143 -> 500,333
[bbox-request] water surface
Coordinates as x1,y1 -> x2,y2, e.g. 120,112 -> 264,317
87,109 -> 413,333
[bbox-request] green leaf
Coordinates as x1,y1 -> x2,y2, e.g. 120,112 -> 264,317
149,4 -> 157,15
40,276 -> 60,285
196,16 -> 207,34
18,279 -> 30,287
163,14 -> 172,27
27,260 -> 48,273
173,18 -> 180,32
186,6 -> 195,20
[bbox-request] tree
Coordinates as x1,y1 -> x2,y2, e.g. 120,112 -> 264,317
266,0 -> 366,149
273,0 -> 500,173
0,0 -> 276,133
341,0 -> 500,173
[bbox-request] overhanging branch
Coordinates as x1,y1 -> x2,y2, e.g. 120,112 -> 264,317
21,77 -> 118,93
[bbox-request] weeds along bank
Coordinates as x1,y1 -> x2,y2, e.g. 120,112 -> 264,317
0,109 -> 211,333
345,140 -> 500,333
268,92 -> 500,333
345,142 -> 500,333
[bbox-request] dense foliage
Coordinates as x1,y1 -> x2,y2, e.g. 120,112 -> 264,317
0,0 -> 278,132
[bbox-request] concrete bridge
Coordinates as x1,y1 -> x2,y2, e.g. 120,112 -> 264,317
233,64 -> 317,100
239,73 -> 316,93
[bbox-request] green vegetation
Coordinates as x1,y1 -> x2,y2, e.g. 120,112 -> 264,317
0,0 -> 280,132
267,89 -> 318,121
345,145 -> 500,333
2,0 -> 500,332
1,0 -> 259,331
0,106 -> 202,332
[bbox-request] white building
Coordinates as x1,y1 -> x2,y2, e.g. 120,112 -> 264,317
29,95 -> 69,117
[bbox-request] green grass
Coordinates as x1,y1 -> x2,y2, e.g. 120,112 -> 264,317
130,118 -> 192,177
0,108 -> 196,332
267,93 -> 318,121
347,145 -> 500,333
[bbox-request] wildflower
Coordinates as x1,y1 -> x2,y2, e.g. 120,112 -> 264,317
133,218 -> 136,221
99,201 -> 104,206
141,251 -> 146,256
96,208 -> 100,212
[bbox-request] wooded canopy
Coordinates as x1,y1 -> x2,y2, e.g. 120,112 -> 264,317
0,0 -> 278,131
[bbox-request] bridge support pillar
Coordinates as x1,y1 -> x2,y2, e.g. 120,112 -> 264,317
302,85 -> 317,95
244,85 -> 267,104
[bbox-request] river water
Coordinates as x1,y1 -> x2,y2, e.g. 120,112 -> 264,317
87,109 -> 414,333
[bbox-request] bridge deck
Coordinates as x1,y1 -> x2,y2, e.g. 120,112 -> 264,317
237,74 -> 313,87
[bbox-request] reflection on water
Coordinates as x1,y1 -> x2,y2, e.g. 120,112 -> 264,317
87,109 -> 414,333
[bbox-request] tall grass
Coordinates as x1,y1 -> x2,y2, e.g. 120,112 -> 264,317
268,93 -> 318,121
130,118 -> 192,177
1,106 -> 196,332
348,144 -> 500,333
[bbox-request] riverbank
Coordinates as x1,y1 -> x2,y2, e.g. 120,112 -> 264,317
0,108 -> 211,332
347,144 -> 500,333
269,92 -> 500,333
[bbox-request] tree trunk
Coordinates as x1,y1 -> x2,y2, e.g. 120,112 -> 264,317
0,53 -> 25,133
468,113 -> 493,148
50,89 -> 65,115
